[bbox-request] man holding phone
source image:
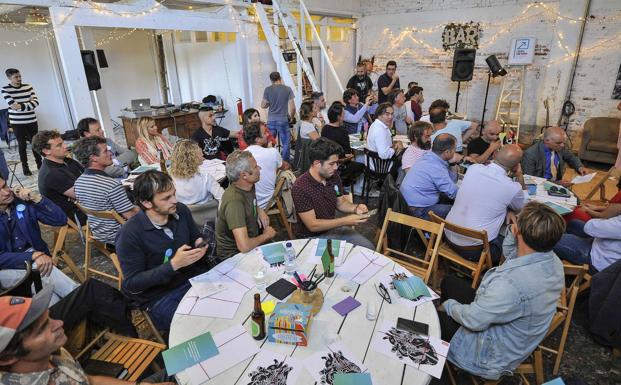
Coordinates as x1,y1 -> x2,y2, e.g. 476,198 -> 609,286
116,170 -> 210,331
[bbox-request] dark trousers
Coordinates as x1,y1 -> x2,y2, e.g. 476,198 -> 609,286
438,275 -> 477,341
12,122 -> 41,171
49,278 -> 137,337
445,235 -> 504,265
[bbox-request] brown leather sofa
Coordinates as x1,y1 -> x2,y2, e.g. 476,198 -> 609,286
579,117 -> 620,164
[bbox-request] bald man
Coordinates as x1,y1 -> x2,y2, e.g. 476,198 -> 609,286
467,121 -> 502,164
445,144 -> 528,263
191,107 -> 233,160
521,126 -> 586,186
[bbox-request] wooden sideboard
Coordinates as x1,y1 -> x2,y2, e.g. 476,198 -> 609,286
121,109 -> 201,147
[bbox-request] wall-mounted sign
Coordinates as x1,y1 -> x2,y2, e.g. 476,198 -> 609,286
508,37 -> 536,65
442,22 -> 481,51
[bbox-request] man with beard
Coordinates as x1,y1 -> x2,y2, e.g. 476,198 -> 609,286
292,137 -> 374,248
115,170 -> 209,331
346,63 -> 374,102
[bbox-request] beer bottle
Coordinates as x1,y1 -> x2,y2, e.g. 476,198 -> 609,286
159,150 -> 168,174
251,293 -> 266,340
326,239 -> 335,278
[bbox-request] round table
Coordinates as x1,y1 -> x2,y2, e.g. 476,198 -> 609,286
170,239 -> 441,385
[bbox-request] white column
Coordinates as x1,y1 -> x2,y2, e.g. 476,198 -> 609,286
161,31 -> 182,104
235,12 -> 253,113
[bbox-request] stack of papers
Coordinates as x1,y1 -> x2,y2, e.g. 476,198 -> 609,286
571,172 -> 596,184
371,321 -> 449,379
162,332 -> 219,375
258,242 -> 287,269
338,249 -> 389,284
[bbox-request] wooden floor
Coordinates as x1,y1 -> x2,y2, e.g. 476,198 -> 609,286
563,166 -> 619,201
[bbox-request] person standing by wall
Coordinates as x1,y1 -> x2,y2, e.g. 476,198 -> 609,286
1,68 -> 41,176
261,72 -> 296,162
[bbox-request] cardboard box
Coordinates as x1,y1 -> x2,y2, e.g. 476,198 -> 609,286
267,303 -> 312,346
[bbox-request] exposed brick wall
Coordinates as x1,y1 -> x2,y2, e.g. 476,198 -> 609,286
358,0 -> 621,150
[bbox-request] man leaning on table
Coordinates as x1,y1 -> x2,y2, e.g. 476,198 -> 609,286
215,150 -> 276,260
116,170 -> 209,331
438,201 -> 565,380
521,126 -> 587,187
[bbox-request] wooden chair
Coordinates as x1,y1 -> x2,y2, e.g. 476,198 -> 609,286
582,166 -> 621,202
376,208 -> 444,284
266,175 -> 294,239
75,203 -> 125,289
74,330 -> 165,382
40,218 -> 86,283
562,260 -> 591,294
428,211 -> 493,289
0,261 -> 42,297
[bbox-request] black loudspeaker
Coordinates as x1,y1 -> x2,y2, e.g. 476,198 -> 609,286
451,48 -> 476,82
96,49 -> 108,68
485,54 -> 507,77
80,50 -> 101,91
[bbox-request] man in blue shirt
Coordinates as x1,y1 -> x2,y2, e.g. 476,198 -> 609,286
521,126 -> 586,187
438,201 -> 565,380
429,105 -> 478,153
400,133 -> 458,219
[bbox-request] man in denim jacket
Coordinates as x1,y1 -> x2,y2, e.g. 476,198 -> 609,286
439,201 -> 565,380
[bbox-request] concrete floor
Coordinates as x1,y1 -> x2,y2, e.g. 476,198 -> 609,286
3,133 -> 621,385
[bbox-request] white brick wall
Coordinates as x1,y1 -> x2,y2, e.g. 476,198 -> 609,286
358,0 -> 621,149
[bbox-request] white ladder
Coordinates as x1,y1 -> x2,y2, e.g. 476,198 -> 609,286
494,66 -> 525,143
254,0 -> 344,107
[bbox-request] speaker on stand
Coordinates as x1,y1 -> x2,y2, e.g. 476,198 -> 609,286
451,48 -> 476,113
479,54 -> 507,134
80,50 -> 102,91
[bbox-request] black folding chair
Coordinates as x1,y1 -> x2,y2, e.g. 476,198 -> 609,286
362,149 -> 395,204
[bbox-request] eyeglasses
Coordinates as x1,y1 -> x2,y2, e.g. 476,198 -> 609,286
375,283 -> 392,304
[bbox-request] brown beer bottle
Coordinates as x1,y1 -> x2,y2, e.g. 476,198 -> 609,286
251,293 -> 266,340
326,239 -> 335,278
159,150 -> 168,174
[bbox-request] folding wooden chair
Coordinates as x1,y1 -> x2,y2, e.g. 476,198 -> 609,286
376,208 -> 444,284
75,203 -> 125,289
266,175 -> 294,239
41,218 -> 86,283
562,260 -> 591,294
582,166 -> 621,202
428,211 -> 493,289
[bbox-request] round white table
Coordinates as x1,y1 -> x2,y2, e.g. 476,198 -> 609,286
170,239 -> 441,385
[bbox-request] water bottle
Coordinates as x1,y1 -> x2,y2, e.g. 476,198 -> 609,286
284,242 -> 296,275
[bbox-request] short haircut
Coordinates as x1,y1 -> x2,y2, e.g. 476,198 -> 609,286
308,137 -> 343,164
429,108 -> 447,124
431,133 -> 455,155
77,117 -> 99,137
375,102 -> 393,117
243,121 -> 263,145
388,89 -> 404,105
429,99 -> 450,111
32,130 -> 61,156
406,86 -> 423,99
133,170 -> 174,209
356,62 -> 365,68
327,102 -> 344,123
343,88 -> 358,104
73,136 -> 106,167
386,60 -> 397,68
516,201 -> 566,252
242,108 -> 259,125
408,121 -> 433,148
311,92 -> 324,101
407,81 -> 418,89
226,150 -> 254,182
269,71 -> 281,82
5,68 -> 19,77
299,100 -> 314,121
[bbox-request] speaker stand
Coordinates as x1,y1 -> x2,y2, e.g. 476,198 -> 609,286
454,81 -> 461,113
479,71 -> 492,135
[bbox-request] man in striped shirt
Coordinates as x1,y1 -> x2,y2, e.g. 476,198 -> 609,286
73,137 -> 139,246
1,68 -> 41,175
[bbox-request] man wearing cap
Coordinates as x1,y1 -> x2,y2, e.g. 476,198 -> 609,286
0,286 -> 173,385
0,176 -> 78,304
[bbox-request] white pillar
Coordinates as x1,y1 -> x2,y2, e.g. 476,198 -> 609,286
161,31 -> 182,105
235,13 -> 253,114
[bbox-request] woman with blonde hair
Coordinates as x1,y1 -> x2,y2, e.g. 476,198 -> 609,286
169,139 -> 224,205
134,116 -> 174,165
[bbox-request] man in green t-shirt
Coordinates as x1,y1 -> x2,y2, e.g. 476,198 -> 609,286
216,150 -> 277,259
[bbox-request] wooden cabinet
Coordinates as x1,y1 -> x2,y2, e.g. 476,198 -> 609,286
121,110 -> 201,147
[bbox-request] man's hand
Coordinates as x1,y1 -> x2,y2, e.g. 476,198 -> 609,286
32,252 -> 54,277
354,204 -> 368,215
505,211 -> 518,226
170,245 -> 205,271
365,95 -> 374,106
258,208 -> 270,229
193,237 -> 209,252
343,214 -> 368,226
393,141 -> 404,152
13,186 -> 42,203
263,226 -> 277,240
578,167 -> 588,176
392,73 -> 399,81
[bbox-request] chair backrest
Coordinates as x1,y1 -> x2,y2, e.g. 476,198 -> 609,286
583,117 -> 621,141
0,261 -> 42,297
75,202 -> 126,225
377,208 -> 444,284
266,176 -> 287,210
364,148 -> 393,175
187,200 -> 219,228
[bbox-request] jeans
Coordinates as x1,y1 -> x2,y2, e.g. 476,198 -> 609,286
146,281 -> 192,331
321,226 -> 375,250
0,266 -> 79,306
446,235 -> 504,265
0,148 -> 9,180
12,122 -> 42,171
267,120 -> 291,162
439,275 -> 476,341
553,219 -> 593,267
409,203 -> 452,221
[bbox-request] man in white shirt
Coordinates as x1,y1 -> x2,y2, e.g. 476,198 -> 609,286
429,105 -> 478,153
445,144 -> 527,263
243,122 -> 287,209
366,103 -> 404,170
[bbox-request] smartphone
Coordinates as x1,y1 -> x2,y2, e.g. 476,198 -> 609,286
396,317 -> 429,335
195,240 -> 208,249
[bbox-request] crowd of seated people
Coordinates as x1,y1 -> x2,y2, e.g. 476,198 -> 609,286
2,61 -> 621,385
